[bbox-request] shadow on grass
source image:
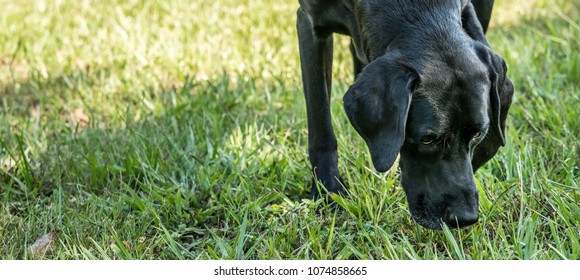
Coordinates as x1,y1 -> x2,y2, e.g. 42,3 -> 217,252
1,66 -> 320,258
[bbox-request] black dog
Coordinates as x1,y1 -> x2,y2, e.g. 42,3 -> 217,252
297,0 -> 514,229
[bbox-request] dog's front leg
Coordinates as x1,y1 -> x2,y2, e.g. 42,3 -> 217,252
297,8 -> 345,197
349,40 -> 365,81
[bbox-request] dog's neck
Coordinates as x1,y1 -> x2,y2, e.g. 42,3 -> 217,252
352,0 -> 468,62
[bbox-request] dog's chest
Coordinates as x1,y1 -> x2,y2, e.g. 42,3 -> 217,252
300,0 -> 369,63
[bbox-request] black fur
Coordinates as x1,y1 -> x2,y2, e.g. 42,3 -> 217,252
297,0 -> 514,229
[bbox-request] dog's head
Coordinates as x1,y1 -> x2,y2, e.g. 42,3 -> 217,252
343,42 -> 513,229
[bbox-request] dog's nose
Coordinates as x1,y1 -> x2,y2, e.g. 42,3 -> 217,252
443,208 -> 478,228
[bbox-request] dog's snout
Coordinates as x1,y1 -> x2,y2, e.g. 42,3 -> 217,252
443,207 -> 478,228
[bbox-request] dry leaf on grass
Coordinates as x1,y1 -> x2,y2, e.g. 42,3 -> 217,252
69,107 -> 90,127
29,231 -> 59,256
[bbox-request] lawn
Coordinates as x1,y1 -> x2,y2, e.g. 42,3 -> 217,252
0,0 -> 578,259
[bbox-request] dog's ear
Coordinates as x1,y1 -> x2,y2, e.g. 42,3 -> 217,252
343,54 -> 418,172
462,1 -> 492,39
472,45 -> 514,170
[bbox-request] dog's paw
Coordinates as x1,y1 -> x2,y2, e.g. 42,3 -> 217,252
310,175 -> 347,199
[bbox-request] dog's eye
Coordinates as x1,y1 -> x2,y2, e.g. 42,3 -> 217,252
420,136 -> 437,145
473,132 -> 482,139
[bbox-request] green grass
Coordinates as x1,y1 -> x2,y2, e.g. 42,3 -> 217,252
0,0 -> 578,259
